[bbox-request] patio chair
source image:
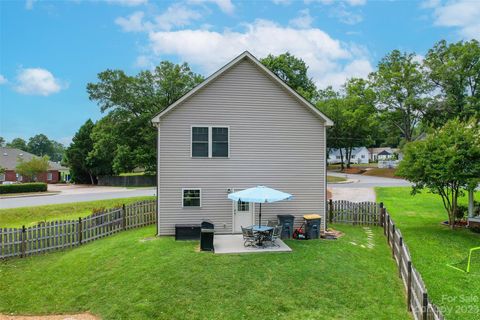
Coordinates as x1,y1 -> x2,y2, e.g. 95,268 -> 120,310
269,225 -> 283,247
242,226 -> 257,247
267,220 -> 277,227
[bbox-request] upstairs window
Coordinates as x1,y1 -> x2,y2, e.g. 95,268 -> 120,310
192,127 -> 209,157
192,126 -> 229,158
183,189 -> 201,207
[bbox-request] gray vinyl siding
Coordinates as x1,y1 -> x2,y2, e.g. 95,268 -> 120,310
158,57 -> 326,235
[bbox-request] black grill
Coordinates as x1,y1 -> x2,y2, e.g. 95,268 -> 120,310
200,220 -> 215,251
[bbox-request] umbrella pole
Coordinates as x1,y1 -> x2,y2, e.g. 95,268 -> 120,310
259,203 -> 262,226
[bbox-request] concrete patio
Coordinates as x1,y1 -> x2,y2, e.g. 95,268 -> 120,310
214,234 -> 292,254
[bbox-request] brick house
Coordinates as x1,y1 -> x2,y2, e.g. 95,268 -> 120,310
0,147 -> 68,184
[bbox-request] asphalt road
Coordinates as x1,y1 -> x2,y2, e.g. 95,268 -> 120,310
0,188 -> 157,209
327,171 -> 412,188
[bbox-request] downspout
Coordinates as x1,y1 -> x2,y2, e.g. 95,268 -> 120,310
153,121 -> 160,236
468,188 -> 474,219
323,125 -> 327,232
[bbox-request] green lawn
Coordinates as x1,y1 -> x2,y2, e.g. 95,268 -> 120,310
0,196 -> 155,228
327,175 -> 348,183
0,224 -> 410,319
376,187 -> 480,320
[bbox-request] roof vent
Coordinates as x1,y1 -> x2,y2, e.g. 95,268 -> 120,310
3,153 -> 7,156
19,153 -> 23,156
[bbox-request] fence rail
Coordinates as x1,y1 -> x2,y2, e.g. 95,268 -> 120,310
0,200 -> 156,259
329,200 -> 444,320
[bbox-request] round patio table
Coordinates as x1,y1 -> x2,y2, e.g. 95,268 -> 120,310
249,225 -> 274,247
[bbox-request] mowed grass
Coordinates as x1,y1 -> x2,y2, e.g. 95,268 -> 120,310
327,175 -> 348,183
376,187 -> 480,320
0,196 -> 155,228
0,224 -> 410,320
363,168 -> 400,179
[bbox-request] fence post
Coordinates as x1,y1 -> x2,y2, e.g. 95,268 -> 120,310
386,215 -> 390,243
398,237 -> 403,278
78,217 -> 82,245
407,260 -> 412,311
21,225 -> 26,258
122,204 -> 127,230
422,292 -> 428,320
391,224 -> 396,256
382,209 -> 387,236
328,199 -> 333,224
379,202 -> 384,227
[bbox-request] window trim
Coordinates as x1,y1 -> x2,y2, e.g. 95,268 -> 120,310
190,125 -> 230,158
47,172 -> 53,181
182,188 -> 202,208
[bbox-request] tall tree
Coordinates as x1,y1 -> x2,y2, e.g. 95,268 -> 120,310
65,119 -> 97,184
424,39 -> 480,127
86,61 -> 203,174
370,50 -> 430,142
50,141 -> 66,162
317,79 -> 376,169
7,138 -> 28,151
261,52 -> 318,102
0,137 -> 5,147
397,118 -> 480,228
27,134 -> 54,157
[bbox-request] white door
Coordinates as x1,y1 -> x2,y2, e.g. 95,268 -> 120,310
233,200 -> 253,233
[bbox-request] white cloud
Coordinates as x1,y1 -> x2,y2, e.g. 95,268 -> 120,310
345,0 -> 366,6
306,0 -> 366,6
25,0 -> 37,10
330,6 -> 363,25
188,0 -> 235,14
428,0 -> 480,39
0,75 -> 7,85
289,9 -> 313,29
115,4 -> 202,32
155,4 -> 202,31
106,0 -> 147,6
147,19 -> 373,88
272,0 -> 292,4
14,68 -> 65,96
115,11 -> 146,32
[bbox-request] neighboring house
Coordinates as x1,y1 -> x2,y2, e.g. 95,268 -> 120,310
368,147 -> 400,161
151,51 -> 333,235
327,147 -> 369,165
0,147 -> 69,184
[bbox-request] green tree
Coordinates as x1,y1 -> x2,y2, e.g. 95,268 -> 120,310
370,50 -> 430,142
261,52 -> 318,102
0,137 -> 5,147
49,141 -> 66,162
424,39 -> 480,127
317,79 -> 376,169
16,155 -> 50,182
7,138 -> 28,151
397,118 -> 480,227
27,134 -> 54,157
65,119 -> 97,184
86,61 -> 203,174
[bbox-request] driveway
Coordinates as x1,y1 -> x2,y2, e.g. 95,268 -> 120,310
328,171 -> 411,202
0,185 -> 156,209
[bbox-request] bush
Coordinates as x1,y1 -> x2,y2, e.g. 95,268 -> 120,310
0,183 -> 48,194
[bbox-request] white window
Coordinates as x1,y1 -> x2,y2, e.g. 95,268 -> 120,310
361,155 -> 365,159
237,200 -> 249,212
16,173 -> 22,182
182,189 -> 201,207
191,126 -> 229,158
0,173 -> 4,181
47,172 -> 53,181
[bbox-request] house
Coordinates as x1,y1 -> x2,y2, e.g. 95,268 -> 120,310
151,51 -> 333,236
327,147 -> 369,165
368,147 -> 400,161
0,147 -> 69,184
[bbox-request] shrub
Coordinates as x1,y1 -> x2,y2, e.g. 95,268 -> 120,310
0,183 -> 48,194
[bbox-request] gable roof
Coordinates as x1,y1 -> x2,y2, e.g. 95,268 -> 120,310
151,51 -> 333,126
378,150 -> 392,156
0,147 -> 68,171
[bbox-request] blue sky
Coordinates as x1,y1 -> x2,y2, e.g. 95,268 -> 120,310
1,0 -> 479,145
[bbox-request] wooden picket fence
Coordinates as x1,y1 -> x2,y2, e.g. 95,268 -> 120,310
328,199 -> 381,226
0,200 -> 156,259
329,200 -> 444,320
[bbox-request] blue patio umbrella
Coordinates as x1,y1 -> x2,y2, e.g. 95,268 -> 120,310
228,186 -> 293,226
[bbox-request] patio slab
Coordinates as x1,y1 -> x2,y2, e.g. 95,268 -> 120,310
214,234 -> 292,254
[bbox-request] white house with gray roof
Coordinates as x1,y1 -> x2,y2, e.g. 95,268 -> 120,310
151,51 -> 333,235
327,147 -> 369,165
